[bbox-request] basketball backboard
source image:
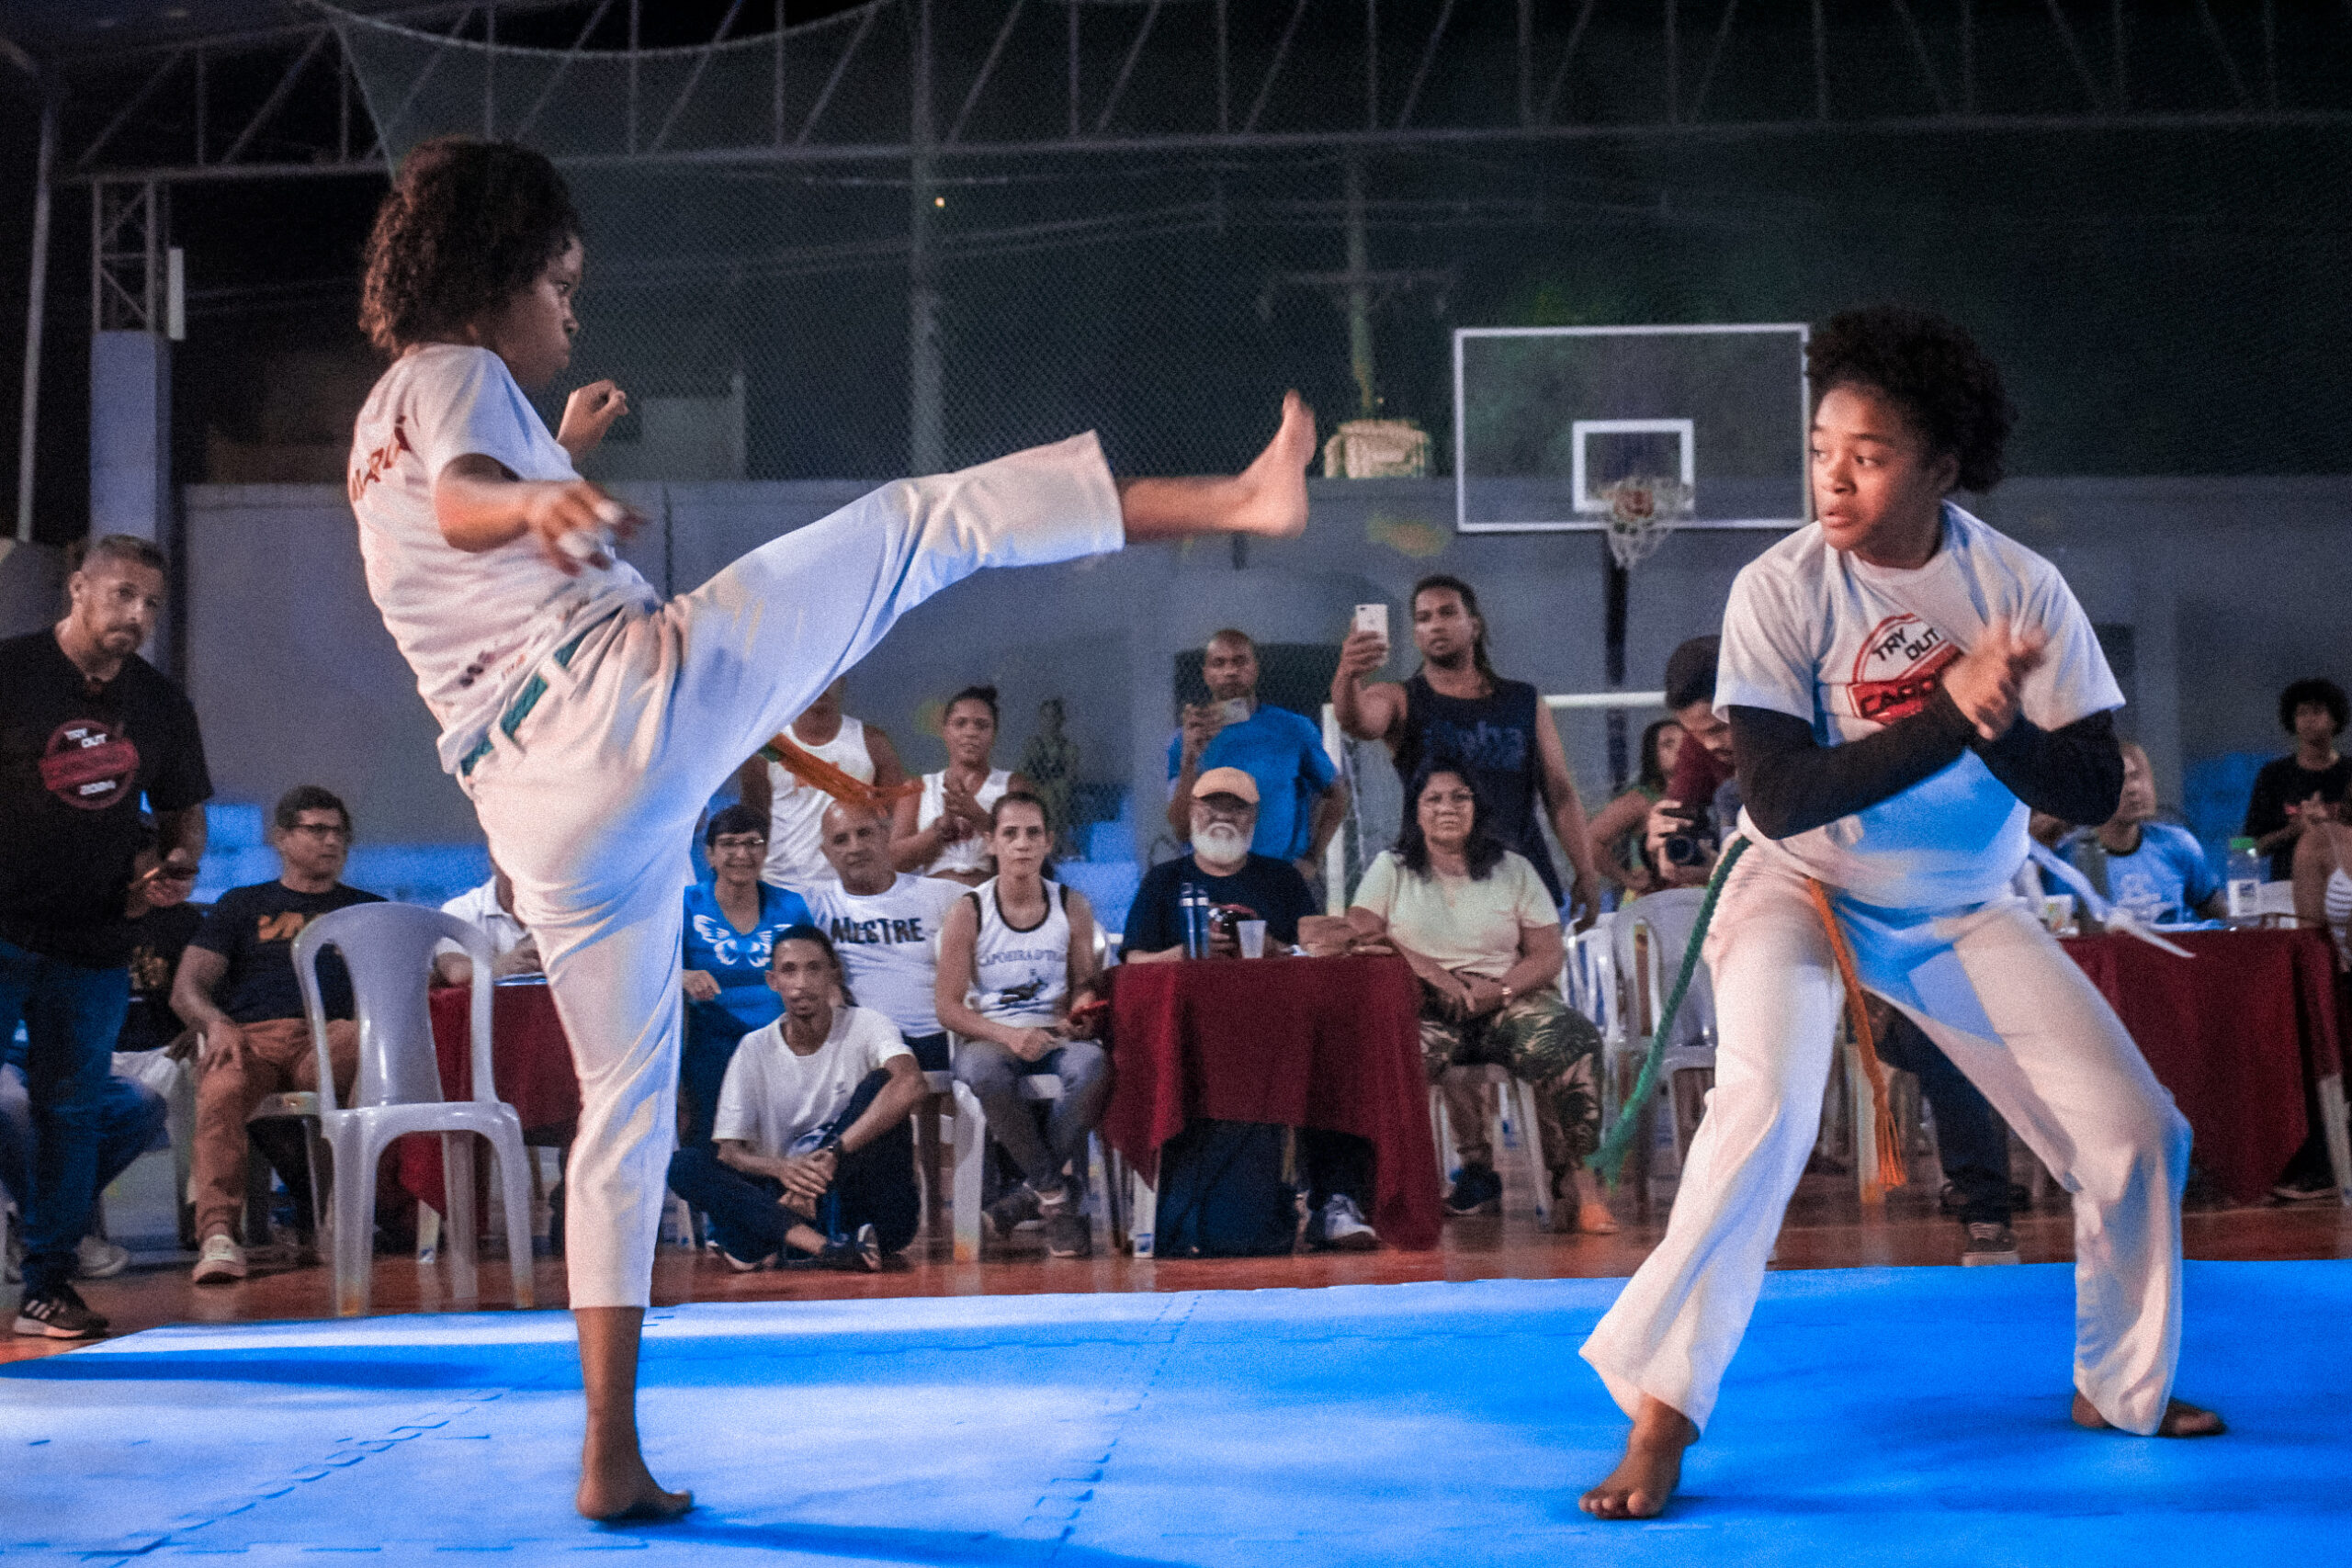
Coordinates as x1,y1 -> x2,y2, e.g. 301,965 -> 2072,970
1453,324 -> 1811,536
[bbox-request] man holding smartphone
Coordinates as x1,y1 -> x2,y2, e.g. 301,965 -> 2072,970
1167,628 -> 1350,883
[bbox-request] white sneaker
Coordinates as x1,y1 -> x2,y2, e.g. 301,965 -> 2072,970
1312,1194 -> 1380,1252
191,1234 -> 247,1284
74,1235 -> 131,1280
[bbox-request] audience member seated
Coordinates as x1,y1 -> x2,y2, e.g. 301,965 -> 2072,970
891,684 -> 1028,888
1347,761 -> 1614,1235
665,927 -> 923,1270
1644,637 -> 1737,890
935,793 -> 1107,1259
2283,804 -> 2352,1202
1170,629 -> 1348,883
2244,676 -> 2352,881
1125,768 -> 1317,961
173,786 -> 383,1284
1586,718 -> 1682,902
806,802 -> 965,1072
1863,997 -> 2023,1266
735,678 -> 907,892
680,807 -> 811,1151
2064,743 -> 2223,927
1122,767 -> 1377,1251
431,862 -> 538,988
119,823 -> 206,1056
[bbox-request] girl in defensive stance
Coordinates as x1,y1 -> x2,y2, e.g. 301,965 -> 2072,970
1578,307 -> 2222,1520
349,138 -> 1314,1519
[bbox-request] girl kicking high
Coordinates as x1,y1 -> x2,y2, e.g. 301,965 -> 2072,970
350,137 -> 1314,1520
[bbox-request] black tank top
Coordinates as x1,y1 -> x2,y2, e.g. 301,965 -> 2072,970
1394,671 -> 1562,902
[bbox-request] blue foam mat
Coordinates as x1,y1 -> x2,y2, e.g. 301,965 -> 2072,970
2,1261 -> 2345,1565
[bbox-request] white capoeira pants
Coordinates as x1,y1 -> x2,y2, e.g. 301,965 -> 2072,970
1580,837 -> 2191,1435
460,434 -> 1125,1308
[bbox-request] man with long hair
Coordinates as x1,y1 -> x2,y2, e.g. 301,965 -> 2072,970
348,135 -> 1312,1519
1332,575 -> 1602,925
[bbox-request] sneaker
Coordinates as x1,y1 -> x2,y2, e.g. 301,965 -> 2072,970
191,1234 -> 247,1284
74,1235 -> 131,1280
813,1224 -> 882,1273
1960,1222 -> 2021,1266
1442,1165 -> 1502,1217
14,1280 -> 107,1339
983,1182 -> 1046,1241
1043,1207 -> 1092,1258
2269,1173 -> 2335,1203
1307,1194 -> 1379,1252
720,1247 -> 776,1272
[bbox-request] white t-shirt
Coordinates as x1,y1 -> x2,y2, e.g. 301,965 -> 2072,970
1717,502 -> 2123,909
348,344 -> 658,773
1350,848 -> 1557,980
435,878 -> 531,964
762,717 -> 875,891
710,1004 -> 911,1157
800,874 -> 965,1040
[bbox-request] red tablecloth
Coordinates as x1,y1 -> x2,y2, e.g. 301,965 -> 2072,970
396,981 -> 582,1214
1102,954 -> 1442,1251
2060,927 -> 2340,1205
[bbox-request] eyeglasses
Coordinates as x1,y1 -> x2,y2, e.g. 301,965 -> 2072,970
287,823 -> 351,840
710,837 -> 767,852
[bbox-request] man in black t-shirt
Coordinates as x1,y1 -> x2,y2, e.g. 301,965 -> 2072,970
2243,677 -> 2352,880
1120,768 -> 1377,1251
1,536 -> 209,1339
173,786 -> 383,1283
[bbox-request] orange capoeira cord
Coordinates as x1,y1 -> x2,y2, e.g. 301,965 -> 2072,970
1802,877 -> 1908,1191
758,732 -> 922,813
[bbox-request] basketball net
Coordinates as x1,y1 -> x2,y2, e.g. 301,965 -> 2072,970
1600,474 -> 1694,570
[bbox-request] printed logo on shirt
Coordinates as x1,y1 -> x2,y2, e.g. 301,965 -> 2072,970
36,718 -> 140,810
826,915 -> 929,947
257,913 -> 310,944
995,974 -> 1050,1007
1421,717 -> 1529,774
690,912 -> 779,971
349,417 -> 414,503
1848,614 -> 1960,725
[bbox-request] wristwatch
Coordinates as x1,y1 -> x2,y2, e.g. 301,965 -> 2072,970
1498,985 -> 1515,1008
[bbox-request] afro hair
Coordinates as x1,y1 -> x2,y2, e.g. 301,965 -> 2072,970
359,137 -> 581,355
1806,306 -> 2016,493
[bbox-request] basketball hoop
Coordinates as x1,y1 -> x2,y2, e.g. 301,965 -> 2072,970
1600,474 -> 1693,570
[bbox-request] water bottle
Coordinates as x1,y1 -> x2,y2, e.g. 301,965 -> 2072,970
1181,882 -> 1211,959
2225,837 -> 2264,926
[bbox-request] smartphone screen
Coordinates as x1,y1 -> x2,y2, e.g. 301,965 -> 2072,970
1216,697 -> 1250,725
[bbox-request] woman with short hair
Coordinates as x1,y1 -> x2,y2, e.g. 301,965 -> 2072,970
679,805 -> 811,1151
1348,761 -> 1613,1235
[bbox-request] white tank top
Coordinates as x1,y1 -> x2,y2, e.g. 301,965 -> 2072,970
2325,864 -> 2352,967
918,768 -> 1012,875
965,875 -> 1070,1029
761,716 -> 874,890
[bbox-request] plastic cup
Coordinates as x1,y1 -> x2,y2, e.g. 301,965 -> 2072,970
1238,919 -> 1268,959
2043,893 -> 2076,935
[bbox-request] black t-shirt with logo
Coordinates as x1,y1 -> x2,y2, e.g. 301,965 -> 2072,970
190,882 -> 385,1026
118,900 -> 208,1053
0,630 -> 211,968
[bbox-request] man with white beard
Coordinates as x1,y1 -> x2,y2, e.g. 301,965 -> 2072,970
1120,768 -> 1378,1249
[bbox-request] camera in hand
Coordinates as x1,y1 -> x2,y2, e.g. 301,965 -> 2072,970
1661,804 -> 1716,868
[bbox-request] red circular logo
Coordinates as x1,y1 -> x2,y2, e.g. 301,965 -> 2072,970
37,718 -> 141,811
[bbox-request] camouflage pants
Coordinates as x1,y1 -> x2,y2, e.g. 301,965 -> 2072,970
1420,989 -> 1605,1174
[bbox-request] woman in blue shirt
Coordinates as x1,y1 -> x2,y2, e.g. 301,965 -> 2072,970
679,805 -> 811,1148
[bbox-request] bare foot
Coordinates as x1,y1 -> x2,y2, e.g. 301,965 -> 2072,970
2070,1392 -> 2226,1438
1579,1395 -> 1696,1519
1227,390 -> 1316,538
1576,1199 -> 1621,1235
576,1441 -> 693,1523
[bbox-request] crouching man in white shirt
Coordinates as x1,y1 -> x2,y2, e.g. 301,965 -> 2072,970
664,925 -> 924,1272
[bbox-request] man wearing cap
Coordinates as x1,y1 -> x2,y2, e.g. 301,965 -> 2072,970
1123,767 -> 1378,1250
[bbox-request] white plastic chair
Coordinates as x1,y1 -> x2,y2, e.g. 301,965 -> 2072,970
1611,889 -> 1717,1216
1429,1065 -> 1552,1225
291,904 -> 535,1317
932,1044 -> 1118,1262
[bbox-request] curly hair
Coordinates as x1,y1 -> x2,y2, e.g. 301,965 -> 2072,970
2278,677 -> 2349,736
1806,306 -> 2015,493
359,137 -> 581,355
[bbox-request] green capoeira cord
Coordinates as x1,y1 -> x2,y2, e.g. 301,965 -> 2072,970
1588,835 -> 1751,1187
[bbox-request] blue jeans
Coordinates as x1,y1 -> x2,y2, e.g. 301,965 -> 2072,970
0,937 -> 133,1295
953,1038 -> 1111,1196
0,1061 -> 168,1232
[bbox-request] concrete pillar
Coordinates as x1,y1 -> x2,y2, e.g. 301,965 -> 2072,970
90,329 -> 170,545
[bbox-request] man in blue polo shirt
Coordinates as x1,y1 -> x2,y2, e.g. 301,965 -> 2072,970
2064,741 -> 2224,927
1167,628 -> 1348,881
